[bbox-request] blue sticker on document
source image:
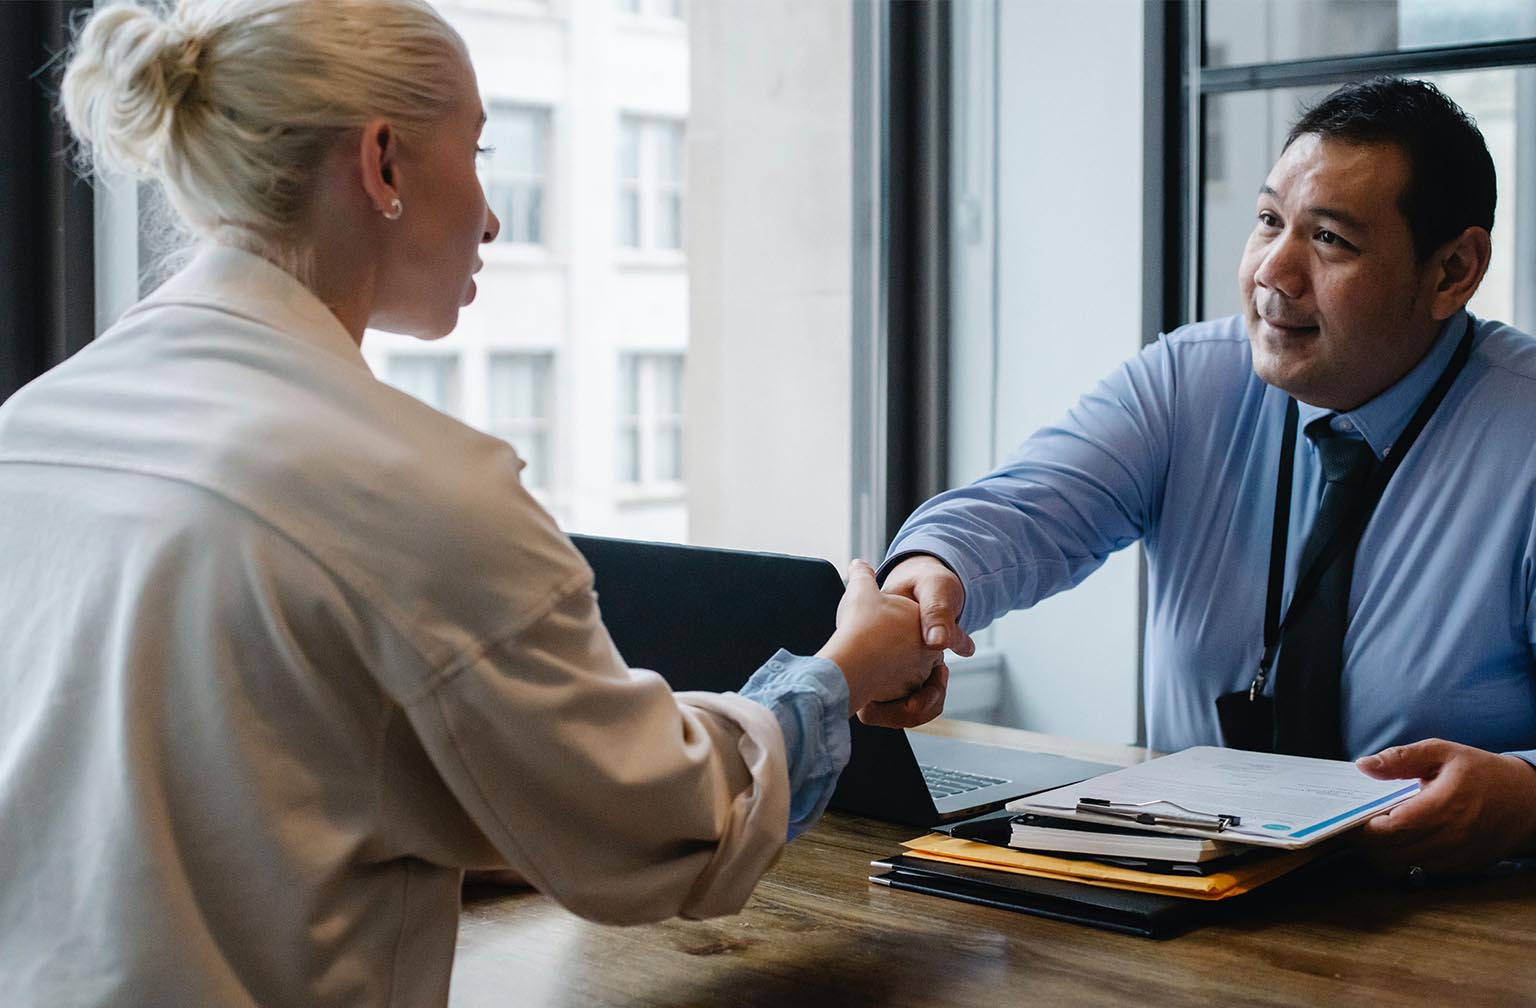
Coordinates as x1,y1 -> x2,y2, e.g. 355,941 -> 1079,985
1262,823 -> 1290,831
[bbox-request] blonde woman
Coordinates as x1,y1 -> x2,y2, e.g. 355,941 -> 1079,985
0,1 -> 947,1004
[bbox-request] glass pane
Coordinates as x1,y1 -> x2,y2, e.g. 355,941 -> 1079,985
655,423 -> 683,481
655,122 -> 684,184
657,354 -> 684,413
1205,0 -> 1536,67
524,187 -> 543,244
487,354 -> 546,423
618,355 -> 639,416
520,431 -> 548,488
617,425 -> 640,483
618,190 -> 640,247
655,191 -> 682,249
618,119 -> 641,181
484,105 -> 543,176
488,183 -> 543,245
386,355 -> 459,412
1200,68 -> 1536,333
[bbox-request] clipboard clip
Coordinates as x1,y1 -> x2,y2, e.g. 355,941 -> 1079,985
1076,797 -> 1242,832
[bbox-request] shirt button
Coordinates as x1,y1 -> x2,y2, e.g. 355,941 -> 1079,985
1336,418 -> 1355,432
769,660 -> 784,672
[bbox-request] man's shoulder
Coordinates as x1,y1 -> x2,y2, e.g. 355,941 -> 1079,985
1158,314 -> 1250,354
1473,317 -> 1536,385
1145,314 -> 1257,390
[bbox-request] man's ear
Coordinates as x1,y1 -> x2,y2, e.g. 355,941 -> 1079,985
1426,225 -> 1492,321
356,119 -> 399,216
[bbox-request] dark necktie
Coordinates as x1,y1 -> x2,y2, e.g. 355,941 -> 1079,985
1272,416 -> 1378,759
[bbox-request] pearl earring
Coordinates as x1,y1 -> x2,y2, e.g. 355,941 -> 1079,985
382,196 -> 403,220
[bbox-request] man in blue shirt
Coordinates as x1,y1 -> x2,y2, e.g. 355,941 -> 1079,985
882,77 -> 1536,876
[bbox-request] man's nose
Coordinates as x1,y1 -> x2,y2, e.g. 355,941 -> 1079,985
1253,231 -> 1306,299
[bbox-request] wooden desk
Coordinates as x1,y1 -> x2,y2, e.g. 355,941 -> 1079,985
450,724 -> 1536,1007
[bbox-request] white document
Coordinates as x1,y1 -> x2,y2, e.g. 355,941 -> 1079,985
1006,746 -> 1420,850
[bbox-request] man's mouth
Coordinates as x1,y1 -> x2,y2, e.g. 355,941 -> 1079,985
1257,313 -> 1318,335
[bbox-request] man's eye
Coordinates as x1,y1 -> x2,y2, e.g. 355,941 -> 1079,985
476,144 -> 496,161
1256,211 -> 1280,228
1316,229 -> 1342,246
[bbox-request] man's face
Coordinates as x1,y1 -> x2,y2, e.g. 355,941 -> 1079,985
1238,134 -> 1442,411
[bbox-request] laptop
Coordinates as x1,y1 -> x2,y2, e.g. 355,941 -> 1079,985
569,534 -> 1115,826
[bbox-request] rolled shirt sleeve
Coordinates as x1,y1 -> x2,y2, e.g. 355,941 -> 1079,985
736,650 -> 852,840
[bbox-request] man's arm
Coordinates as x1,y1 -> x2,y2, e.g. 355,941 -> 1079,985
881,337 -> 1180,640
1355,740 -> 1536,874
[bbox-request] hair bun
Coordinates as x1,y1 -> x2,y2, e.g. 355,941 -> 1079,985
61,4 -> 206,177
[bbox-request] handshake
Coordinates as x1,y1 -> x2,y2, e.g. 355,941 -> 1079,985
815,554 -> 974,729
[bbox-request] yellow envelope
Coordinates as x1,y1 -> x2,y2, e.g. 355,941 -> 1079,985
900,833 -> 1321,901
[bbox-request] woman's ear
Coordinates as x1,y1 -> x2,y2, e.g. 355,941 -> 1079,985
356,119 -> 399,216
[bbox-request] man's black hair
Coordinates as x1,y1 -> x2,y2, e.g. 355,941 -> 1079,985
1284,76 -> 1495,260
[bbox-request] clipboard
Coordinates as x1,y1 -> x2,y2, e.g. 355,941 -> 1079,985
1005,746 -> 1418,850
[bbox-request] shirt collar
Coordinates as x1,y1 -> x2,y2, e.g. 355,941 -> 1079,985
124,243 -> 368,371
1294,310 -> 1469,459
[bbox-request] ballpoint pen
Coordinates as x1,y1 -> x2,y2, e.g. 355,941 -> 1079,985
1076,797 -> 1242,831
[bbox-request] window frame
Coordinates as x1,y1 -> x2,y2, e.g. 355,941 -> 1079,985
615,351 -> 685,497
480,102 -> 552,248
485,350 -> 556,490
1175,4 -> 1536,327
615,114 -> 687,255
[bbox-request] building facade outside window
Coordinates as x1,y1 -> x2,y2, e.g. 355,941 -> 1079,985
617,351 -> 683,490
615,0 -> 685,22
94,0 -> 864,606
486,352 -> 554,490
618,115 -> 685,251
386,354 -> 460,414
481,103 -> 549,246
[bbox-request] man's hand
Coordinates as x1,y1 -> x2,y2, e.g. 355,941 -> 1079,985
880,554 -> 976,657
817,560 -> 948,727
1355,738 -> 1536,876
857,662 -> 949,729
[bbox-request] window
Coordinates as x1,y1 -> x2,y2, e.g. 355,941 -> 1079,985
617,353 -> 683,489
386,355 -> 460,413
86,2 -> 860,563
617,116 -> 684,251
615,0 -> 684,21
486,353 -> 554,489
481,104 -> 549,246
1194,4 -> 1536,331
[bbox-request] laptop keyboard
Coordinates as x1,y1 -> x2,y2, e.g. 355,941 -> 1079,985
919,764 -> 1010,798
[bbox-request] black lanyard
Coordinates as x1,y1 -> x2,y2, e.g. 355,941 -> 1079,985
1246,316 -> 1477,701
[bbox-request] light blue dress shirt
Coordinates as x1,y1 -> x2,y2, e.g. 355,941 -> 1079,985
739,650 -> 851,838
887,311 -> 1536,765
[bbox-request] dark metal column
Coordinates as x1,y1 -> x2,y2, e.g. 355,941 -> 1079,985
1,1 -> 95,403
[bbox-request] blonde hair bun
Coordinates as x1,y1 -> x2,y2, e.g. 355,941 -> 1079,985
60,0 -> 466,272
61,4 -> 204,179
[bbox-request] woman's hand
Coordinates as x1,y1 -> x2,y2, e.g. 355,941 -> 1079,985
817,560 -> 948,727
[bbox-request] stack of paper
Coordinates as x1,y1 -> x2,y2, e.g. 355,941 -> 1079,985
1007,813 -> 1237,863
898,832 -> 1309,900
869,746 -> 1420,936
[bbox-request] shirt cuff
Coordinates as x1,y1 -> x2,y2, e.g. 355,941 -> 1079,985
875,549 -> 960,585
738,649 -> 851,840
877,541 -> 975,630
